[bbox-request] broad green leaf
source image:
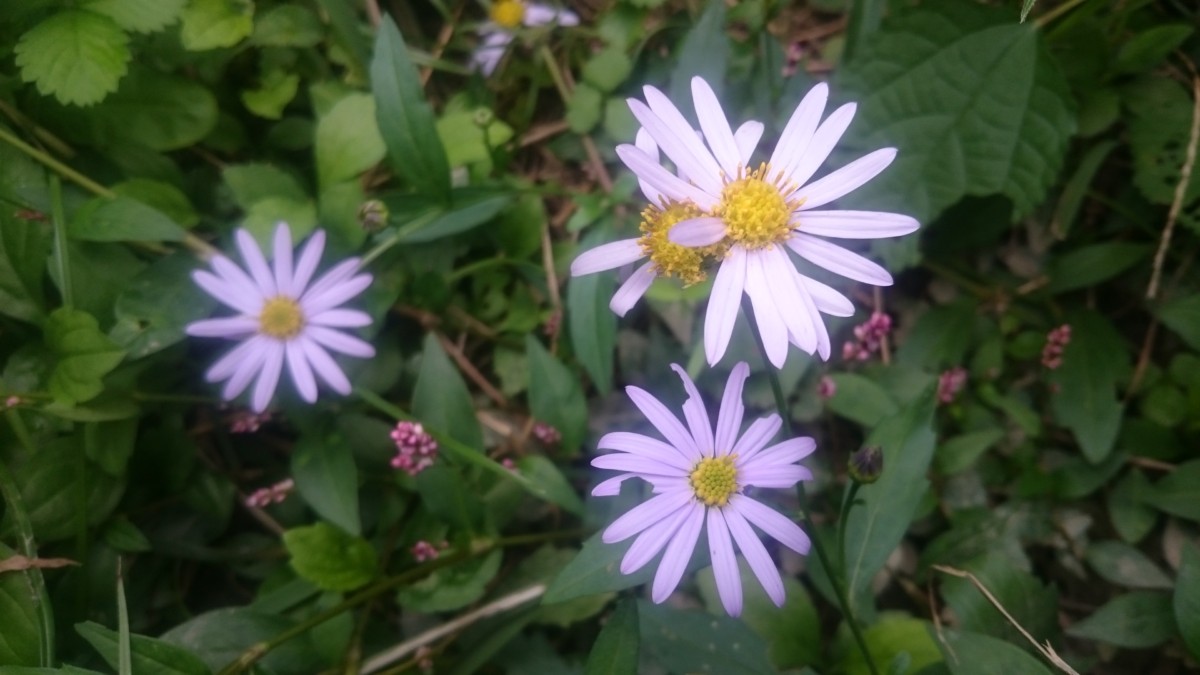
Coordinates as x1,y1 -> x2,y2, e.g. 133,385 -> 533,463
839,617 -> 941,675
1176,545 -> 1200,660
251,5 -> 323,47
47,243 -> 142,330
1066,591 -> 1175,648
637,600 -> 773,675
895,301 -> 976,370
582,47 -> 633,93
1125,76 -> 1200,232
223,163 -> 308,207
585,600 -> 638,675
111,180 -> 198,228
940,553 -> 1058,646
1108,469 -> 1158,544
75,622 -> 209,675
291,434 -> 361,536
161,608 -> 321,674
1049,311 -> 1128,463
8,435 -> 124,542
397,550 -> 502,613
1045,243 -> 1152,293
1157,294 -> 1200,351
837,1 -> 1075,223
84,419 -> 137,477
44,308 -> 125,406
1116,25 -> 1195,75
543,532 -> 655,603
0,209 -> 51,324
567,270 -> 616,396
397,190 -> 510,244
934,628 -> 1054,675
241,71 -> 299,120
414,463 -> 485,531
668,0 -> 729,112
826,373 -> 899,427
109,253 -> 213,360
84,0 -> 187,33
1085,540 -> 1172,590
525,335 -> 587,455
936,428 -> 1004,474
15,10 -> 130,106
242,197 -> 317,246
843,389 -> 936,609
436,109 -> 514,169
413,333 -> 483,451
180,0 -> 253,50
566,83 -> 603,134
0,543 -> 43,666
0,131 -> 50,211
1050,140 -> 1117,238
371,17 -> 451,201
1144,460 -> 1200,522
515,456 -> 583,515
68,196 -> 186,242
102,518 -> 152,553
283,523 -> 378,592
315,93 -> 386,188
697,564 -> 821,669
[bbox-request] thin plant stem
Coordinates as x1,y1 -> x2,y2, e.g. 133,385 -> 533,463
837,481 -> 863,572
0,431 -> 55,666
741,302 -> 880,675
50,176 -> 73,309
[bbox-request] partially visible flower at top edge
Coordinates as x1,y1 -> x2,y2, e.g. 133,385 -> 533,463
619,77 -> 919,368
472,1 -> 579,76
186,223 -> 375,412
591,362 -> 815,616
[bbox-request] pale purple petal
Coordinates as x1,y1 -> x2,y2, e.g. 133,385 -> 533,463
761,247 -> 816,356
210,256 -> 265,306
306,326 -> 375,358
769,83 -> 828,181
621,501 -> 692,574
723,505 -> 785,606
221,339 -> 272,401
251,344 -> 285,412
524,4 -> 578,25
571,239 -> 645,276
796,210 -> 920,239
704,247 -> 747,366
636,89 -> 724,194
625,386 -> 702,460
800,275 -> 855,317
193,270 -> 262,315
742,437 -> 816,468
603,489 -> 694,543
616,145 -> 718,209
272,223 -> 294,296
731,494 -> 811,554
301,273 -> 372,315
471,30 -> 511,76
592,473 -> 638,497
733,121 -> 764,165
610,262 -> 657,317
285,341 -> 318,403
744,252 -> 789,368
738,464 -> 812,489
669,364 -> 715,457
310,309 -> 373,328
186,316 -> 258,339
300,258 -> 361,305
691,77 -> 740,176
236,229 -> 276,296
291,230 -> 327,294
714,362 -> 750,454
206,335 -> 269,383
300,338 -> 351,394
787,267 -> 831,359
708,508 -> 743,616
634,129 -> 664,203
668,217 -> 727,247
651,502 -> 705,602
598,431 -> 693,471
592,454 -> 684,477
788,234 -> 892,286
785,102 -> 856,190
796,148 -> 897,210
731,414 -> 781,464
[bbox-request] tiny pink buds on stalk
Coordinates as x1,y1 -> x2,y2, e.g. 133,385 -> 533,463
842,312 -> 892,362
391,421 -> 438,476
532,421 -> 561,445
410,540 -> 447,562
937,367 -> 968,404
1042,324 -> 1072,370
245,478 -> 295,508
229,409 -> 272,434
817,375 -> 837,400
4,395 -> 20,409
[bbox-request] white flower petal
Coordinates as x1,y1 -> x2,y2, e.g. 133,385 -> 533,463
796,210 -> 920,239
251,344 -> 285,412
310,309 -> 373,328
731,414 -> 781,464
691,77 -> 741,177
800,275 -> 855,317
597,431 -> 693,471
616,145 -> 718,210
235,229 -> 276,297
770,83 -> 828,181
788,267 -> 830,359
571,239 -> 645,276
206,335 -> 268,383
742,437 -> 816,468
210,257 -> 264,305
610,262 -> 657,317
651,502 -> 705,603
714,362 -> 750,454
186,316 -> 258,339
592,453 -> 686,476
300,339 -> 351,395
603,489 -> 694,543
194,270 -> 262,316
708,509 -> 743,616
744,252 -> 789,368
290,230 -> 326,294
634,129 -> 664,203
285,341 -> 318,403
300,258 -> 361,305
670,364 -> 715,457
637,89 -> 724,195
668,217 -> 727,247
301,273 -> 373,315
524,4 -> 578,25
592,473 -> 637,497
625,386 -> 702,460
621,501 -> 692,574
788,234 -> 893,286
796,148 -> 896,210
272,223 -> 294,296
723,505 -> 785,606
738,464 -> 812,489
785,102 -> 856,190
471,29 -> 511,76
731,494 -> 810,554
222,338 -> 272,401
733,121 -> 764,165
307,326 -> 376,358
761,247 -> 817,357
704,247 -> 747,366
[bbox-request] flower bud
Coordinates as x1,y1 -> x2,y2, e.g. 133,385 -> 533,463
848,446 -> 883,484
358,199 -> 389,232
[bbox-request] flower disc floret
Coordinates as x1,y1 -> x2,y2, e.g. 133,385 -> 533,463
715,164 -> 799,250
259,297 -> 305,339
690,455 -> 738,506
638,201 -> 724,285
490,0 -> 525,27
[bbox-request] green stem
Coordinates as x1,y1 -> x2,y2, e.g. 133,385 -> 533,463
1034,0 -> 1087,28
50,176 -> 73,309
837,481 -> 863,572
0,424 -> 55,666
538,45 -> 572,102
742,303 -> 879,675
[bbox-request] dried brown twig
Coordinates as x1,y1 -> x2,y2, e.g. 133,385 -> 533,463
1147,61 -> 1200,300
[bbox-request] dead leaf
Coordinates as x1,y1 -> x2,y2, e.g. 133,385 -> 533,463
0,555 -> 79,574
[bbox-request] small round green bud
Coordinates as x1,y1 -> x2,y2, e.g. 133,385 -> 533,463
848,446 -> 883,484
358,199 -> 388,232
472,108 -> 494,127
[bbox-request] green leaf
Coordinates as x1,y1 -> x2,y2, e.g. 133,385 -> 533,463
83,0 -> 187,33
180,0 -> 253,50
895,301 -> 976,370
1125,76 -> 1200,230
837,1 -> 1076,223
1175,545 -> 1200,660
1045,243 -> 1152,293
316,93 -> 386,188
940,553 -> 1058,646
544,532 -> 656,603
68,196 -> 186,242
84,419 -> 137,477
371,17 -> 451,201
637,600 -> 773,675
397,550 -> 502,613
161,608 -> 321,674
936,428 -> 1004,474
566,83 -> 604,134
669,0 -> 729,111
397,190 -> 510,244
15,10 -> 131,106
934,628 -> 1054,675
75,622 -> 209,675
526,335 -> 587,455
413,333 -> 483,451
1158,294 -> 1200,351
1050,311 -> 1128,463
241,71 -> 299,120
839,617 -> 941,675
291,434 -> 361,536
111,179 -> 198,228
582,47 -> 633,93
0,130 -> 50,211
0,543 -> 44,666
44,308 -> 125,406
1085,540 -> 1172,590
585,600 -> 639,675
1144,460 -> 1200,522
1050,140 -> 1117,238
0,209 -> 51,324
1066,591 -> 1175,648
242,197 -> 318,246
223,164 -> 307,207
843,389 -> 936,609
283,522 -> 378,592
567,271 -> 616,396
1108,469 -> 1158,544
1116,25 -> 1195,75
251,5 -> 323,47
826,373 -> 899,427
696,564 -> 821,669
515,456 -> 583,515
102,518 -> 152,553
8,435 -> 124,542
109,253 -> 213,360
436,109 -> 514,169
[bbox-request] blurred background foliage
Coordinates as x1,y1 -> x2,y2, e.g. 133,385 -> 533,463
0,0 -> 1199,673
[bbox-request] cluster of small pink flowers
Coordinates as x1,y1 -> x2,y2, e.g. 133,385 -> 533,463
390,421 -> 438,476
938,367 -> 968,404
842,312 -> 892,361
229,409 -> 272,433
781,41 -> 805,78
543,310 -> 561,340
501,457 -> 518,472
1042,324 -> 1072,370
4,395 -> 20,409
817,375 -> 837,400
410,539 -> 449,563
245,478 -> 295,508
532,421 -> 561,445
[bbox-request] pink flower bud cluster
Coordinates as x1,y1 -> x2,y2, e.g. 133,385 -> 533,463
411,539 -> 448,562
1042,324 -> 1072,370
817,375 -> 837,400
229,409 -> 271,433
390,421 -> 438,476
245,478 -> 295,508
938,367 -> 968,404
4,395 -> 20,409
842,312 -> 892,362
533,421 -> 561,445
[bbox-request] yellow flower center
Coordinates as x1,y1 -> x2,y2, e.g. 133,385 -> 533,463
690,455 -> 739,507
638,201 -> 728,286
259,296 -> 305,340
490,0 -> 525,27
714,163 -> 802,250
